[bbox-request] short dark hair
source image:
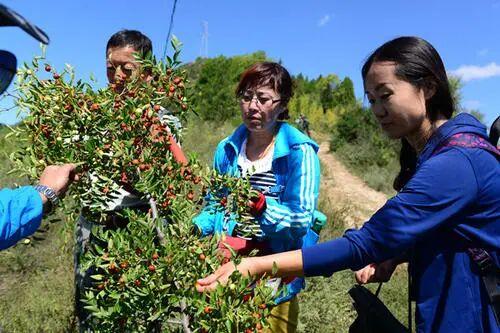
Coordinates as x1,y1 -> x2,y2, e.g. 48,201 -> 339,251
236,62 -> 293,120
106,30 -> 152,56
361,36 -> 455,191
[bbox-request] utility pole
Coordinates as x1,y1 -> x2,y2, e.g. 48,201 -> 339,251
200,20 -> 208,58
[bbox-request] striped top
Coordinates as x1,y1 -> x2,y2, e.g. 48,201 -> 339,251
234,139 -> 277,239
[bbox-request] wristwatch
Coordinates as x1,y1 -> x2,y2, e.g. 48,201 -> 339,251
34,184 -> 60,207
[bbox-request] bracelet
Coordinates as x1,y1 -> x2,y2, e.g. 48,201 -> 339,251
33,184 -> 60,207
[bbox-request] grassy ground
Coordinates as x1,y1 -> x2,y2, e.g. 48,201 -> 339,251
0,122 -> 409,332
0,126 -> 77,332
297,193 -> 409,332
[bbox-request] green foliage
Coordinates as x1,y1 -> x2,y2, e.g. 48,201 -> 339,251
190,51 -> 268,121
332,77 -> 356,108
330,105 -> 399,194
186,52 -> 358,134
9,47 -> 275,332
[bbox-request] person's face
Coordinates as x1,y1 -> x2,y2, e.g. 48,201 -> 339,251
364,61 -> 431,139
106,46 -> 141,92
240,86 -> 283,133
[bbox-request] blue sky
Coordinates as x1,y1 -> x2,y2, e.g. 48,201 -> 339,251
1,0 -> 499,126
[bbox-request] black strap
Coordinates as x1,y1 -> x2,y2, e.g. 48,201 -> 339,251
467,248 -> 500,325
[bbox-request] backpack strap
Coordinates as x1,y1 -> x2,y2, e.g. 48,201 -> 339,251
433,132 -> 500,325
432,132 -> 500,158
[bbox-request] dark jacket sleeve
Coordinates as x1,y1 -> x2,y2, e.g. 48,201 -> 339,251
302,148 -> 479,277
0,186 -> 43,250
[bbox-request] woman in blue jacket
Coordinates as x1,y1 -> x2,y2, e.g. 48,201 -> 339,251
193,62 -> 320,333
196,37 -> 500,333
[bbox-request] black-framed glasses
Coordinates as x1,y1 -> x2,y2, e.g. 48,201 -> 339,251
0,50 -> 17,94
239,91 -> 280,107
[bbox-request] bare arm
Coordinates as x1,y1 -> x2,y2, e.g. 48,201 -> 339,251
195,249 -> 304,292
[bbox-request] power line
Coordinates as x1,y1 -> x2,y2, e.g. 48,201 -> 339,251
163,0 -> 179,59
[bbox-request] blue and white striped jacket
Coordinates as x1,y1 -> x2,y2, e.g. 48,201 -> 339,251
193,122 -> 320,302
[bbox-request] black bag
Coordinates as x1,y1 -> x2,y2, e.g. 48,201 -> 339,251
348,283 -> 409,333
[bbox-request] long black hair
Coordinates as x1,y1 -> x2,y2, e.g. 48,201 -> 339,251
361,36 -> 455,191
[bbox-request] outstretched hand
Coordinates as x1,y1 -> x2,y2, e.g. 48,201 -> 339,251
195,258 -> 254,292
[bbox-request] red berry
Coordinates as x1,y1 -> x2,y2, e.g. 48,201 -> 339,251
173,77 -> 182,85
181,104 -> 187,111
119,261 -> 129,269
258,303 -> 267,310
199,253 -> 206,261
203,306 -> 212,314
134,279 -> 141,287
108,263 -> 118,274
243,294 -> 252,302
153,104 -> 161,112
220,198 -> 227,207
148,264 -> 156,272
152,253 -> 159,260
187,191 -> 195,201
53,73 -> 60,80
90,103 -> 99,111
169,85 -> 175,93
44,64 -> 51,72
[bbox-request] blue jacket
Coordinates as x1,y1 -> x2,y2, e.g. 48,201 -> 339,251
194,122 -> 321,302
0,186 -> 43,250
303,114 -> 499,333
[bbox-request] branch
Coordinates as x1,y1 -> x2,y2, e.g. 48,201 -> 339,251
148,198 -> 166,246
180,299 -> 192,333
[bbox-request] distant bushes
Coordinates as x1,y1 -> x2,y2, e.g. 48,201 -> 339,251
330,105 -> 399,194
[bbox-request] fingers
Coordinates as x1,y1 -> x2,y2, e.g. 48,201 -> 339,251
39,163 -> 79,196
355,263 -> 376,284
196,262 -> 236,292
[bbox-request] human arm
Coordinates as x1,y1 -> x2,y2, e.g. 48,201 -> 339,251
197,149 -> 479,289
0,164 -> 77,250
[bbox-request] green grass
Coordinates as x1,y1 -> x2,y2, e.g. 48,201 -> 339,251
333,140 -> 399,195
297,193 -> 410,332
0,126 -> 77,332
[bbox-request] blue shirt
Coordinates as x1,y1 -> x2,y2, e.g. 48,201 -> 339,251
194,122 -> 321,303
302,114 -> 499,332
0,186 -> 43,250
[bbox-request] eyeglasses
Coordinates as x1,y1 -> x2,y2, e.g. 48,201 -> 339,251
239,91 -> 280,107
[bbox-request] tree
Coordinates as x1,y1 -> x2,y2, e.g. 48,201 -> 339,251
332,78 -> 356,107
189,52 -> 268,122
11,45 -> 275,333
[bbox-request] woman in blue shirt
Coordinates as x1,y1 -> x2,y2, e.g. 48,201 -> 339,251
194,62 -> 321,333
196,37 -> 500,333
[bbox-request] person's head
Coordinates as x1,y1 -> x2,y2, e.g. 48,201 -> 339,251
361,36 -> 455,191
236,62 -> 293,134
362,36 -> 454,140
106,30 -> 152,90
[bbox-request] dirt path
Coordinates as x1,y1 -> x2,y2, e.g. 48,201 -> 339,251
315,136 -> 388,228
